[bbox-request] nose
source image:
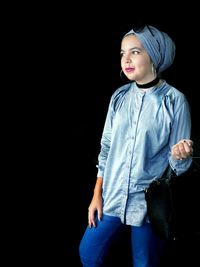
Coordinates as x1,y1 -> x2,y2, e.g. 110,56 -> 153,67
124,55 -> 131,63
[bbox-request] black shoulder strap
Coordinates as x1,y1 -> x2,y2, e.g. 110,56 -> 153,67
162,164 -> 175,181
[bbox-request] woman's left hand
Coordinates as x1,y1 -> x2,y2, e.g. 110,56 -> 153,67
171,139 -> 193,160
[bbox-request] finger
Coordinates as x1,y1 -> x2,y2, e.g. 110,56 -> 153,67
177,142 -> 189,159
181,140 -> 192,154
178,141 -> 185,154
88,211 -> 96,228
184,139 -> 193,147
97,209 -> 103,221
88,216 -> 92,228
172,144 -> 182,159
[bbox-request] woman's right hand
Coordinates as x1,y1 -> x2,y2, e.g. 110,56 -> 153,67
88,177 -> 103,228
88,193 -> 103,228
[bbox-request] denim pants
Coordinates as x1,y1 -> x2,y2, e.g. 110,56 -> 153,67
79,214 -> 166,267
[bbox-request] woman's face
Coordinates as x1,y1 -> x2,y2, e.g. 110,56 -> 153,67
121,34 -> 154,83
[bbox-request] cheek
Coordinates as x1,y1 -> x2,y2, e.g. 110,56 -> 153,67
137,58 -> 152,73
137,56 -> 150,66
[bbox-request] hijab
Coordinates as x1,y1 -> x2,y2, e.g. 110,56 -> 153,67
124,25 -> 176,74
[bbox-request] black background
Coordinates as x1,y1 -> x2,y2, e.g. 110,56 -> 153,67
23,3 -> 200,266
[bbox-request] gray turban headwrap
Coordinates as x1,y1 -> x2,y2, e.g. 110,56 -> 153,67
124,25 -> 176,73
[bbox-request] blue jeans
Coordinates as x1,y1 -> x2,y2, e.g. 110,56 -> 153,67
79,214 -> 166,267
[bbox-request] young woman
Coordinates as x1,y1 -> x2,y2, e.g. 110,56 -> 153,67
79,25 -> 193,267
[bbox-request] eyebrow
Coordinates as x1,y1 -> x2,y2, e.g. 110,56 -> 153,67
120,47 -> 143,53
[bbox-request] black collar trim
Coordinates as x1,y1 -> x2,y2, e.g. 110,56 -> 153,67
136,76 -> 160,88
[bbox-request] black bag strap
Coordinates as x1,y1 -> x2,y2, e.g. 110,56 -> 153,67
161,157 -> 200,180
161,164 -> 175,181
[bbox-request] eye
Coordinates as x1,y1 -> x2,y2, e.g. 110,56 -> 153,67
132,50 -> 140,55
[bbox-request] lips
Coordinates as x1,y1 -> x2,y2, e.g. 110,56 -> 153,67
125,67 -> 135,73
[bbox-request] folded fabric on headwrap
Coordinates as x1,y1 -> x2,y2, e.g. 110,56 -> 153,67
124,26 -> 176,73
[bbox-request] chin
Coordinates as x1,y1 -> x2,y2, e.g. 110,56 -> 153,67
127,75 -> 136,81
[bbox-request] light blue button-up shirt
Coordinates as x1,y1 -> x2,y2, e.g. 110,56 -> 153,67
97,81 -> 192,226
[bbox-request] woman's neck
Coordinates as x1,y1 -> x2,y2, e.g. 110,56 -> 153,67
136,76 -> 160,89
